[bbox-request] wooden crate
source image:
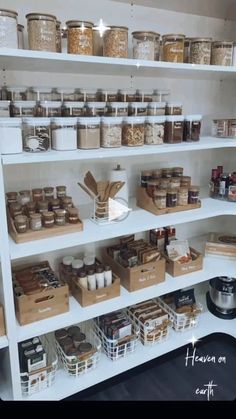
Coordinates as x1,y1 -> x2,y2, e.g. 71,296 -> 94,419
162,247 -> 203,277
205,232 -> 236,259
0,304 -> 6,336
103,250 -> 166,292
7,206 -> 83,244
71,274 -> 120,307
136,187 -> 201,215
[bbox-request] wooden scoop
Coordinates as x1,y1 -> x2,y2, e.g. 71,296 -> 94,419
84,171 -> 98,196
97,181 -> 109,201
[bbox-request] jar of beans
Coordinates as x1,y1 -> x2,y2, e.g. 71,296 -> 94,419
66,20 -> 93,55
122,117 -> 145,147
103,26 -> 128,58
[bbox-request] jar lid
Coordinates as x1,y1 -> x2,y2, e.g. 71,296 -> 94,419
17,24 -> 24,30
26,12 -> 57,21
86,102 -> 106,107
40,101 -> 61,107
146,116 -> 166,123
63,102 -> 84,107
22,117 -> 51,125
189,185 -> 200,191
165,115 -> 184,122
78,342 -> 92,353
154,190 -> 166,196
30,213 -> 42,219
8,86 -> 27,92
78,117 -> 100,124
84,256 -> 95,265
0,118 -> 22,125
54,209 -> 66,216
108,26 -> 128,31
107,102 -> 129,108
162,33 -> 185,39
0,8 -> 18,17
72,259 -> 84,269
43,211 -> 54,216
33,87 -> 52,93
129,102 -> 148,108
19,189 -> 30,194
166,102 -> 183,107
147,180 -> 160,185
0,101 -> 11,106
58,88 -> 75,94
148,102 -> 166,108
132,31 -> 160,38
141,170 -> 152,175
123,116 -> 146,123
66,20 -> 94,28
167,189 -> 178,194
101,116 -> 123,124
51,117 -> 77,125
191,37 -> 212,42
212,40 -> 233,46
184,114 -> 202,121
14,215 -> 27,222
13,101 -> 36,106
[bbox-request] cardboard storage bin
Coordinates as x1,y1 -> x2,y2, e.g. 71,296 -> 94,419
71,274 -> 120,307
162,247 -> 203,277
0,304 -> 6,336
103,250 -> 166,292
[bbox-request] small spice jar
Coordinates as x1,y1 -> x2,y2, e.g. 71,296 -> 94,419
169,177 -> 181,189
22,118 -> 51,152
30,213 -> 42,231
61,102 -> 85,117
122,116 -> 145,147
164,116 -> 184,143
10,202 -> 22,218
6,191 -> 18,205
54,209 -> 66,226
67,207 -> 79,224
51,117 -> 77,151
56,185 -> 67,199
188,186 -> 200,204
147,102 -> 166,116
128,102 -> 148,117
162,34 -> 185,63
212,119 -> 229,137
61,196 -> 73,210
26,13 -> 57,52
211,41 -> 233,66
152,169 -> 162,179
18,190 -> 31,206
145,116 -> 165,145
56,20 -> 61,53
101,117 -> 122,148
172,167 -> 184,177
44,187 -> 54,201
103,26 -> 128,58
159,179 -> 170,190
178,187 -> 188,206
0,8 -> 18,48
14,215 -> 28,234
11,101 -> 37,117
85,102 -> 106,117
66,20 -> 93,55
106,102 -> 128,117
37,101 -> 61,117
183,115 -> 202,142
141,170 -> 152,188
132,31 -> 160,61
190,38 -> 212,65
42,211 -> 55,228
162,168 -> 172,178
165,102 -> 183,116
26,201 -> 36,216
32,188 -> 43,202
154,190 -> 167,209
166,189 -> 178,207
77,117 -> 100,149
50,198 -> 61,211
38,200 -> 49,214
180,176 -> 191,188
146,180 -> 160,198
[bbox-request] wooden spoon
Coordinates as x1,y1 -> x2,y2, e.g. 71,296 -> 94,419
109,181 -> 125,199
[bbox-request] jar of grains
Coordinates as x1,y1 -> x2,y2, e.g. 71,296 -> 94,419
106,102 -> 128,117
132,31 -> 160,61
164,115 -> 184,143
183,115 -> 202,142
66,20 -> 93,55
56,20 -> 61,53
154,190 -> 167,209
145,116 -> 165,145
62,102 -> 85,117
22,118 -> 51,152
211,41 -> 233,66
178,187 -> 188,206
51,118 -> 77,151
190,38 -> 212,65
101,117 -> 123,148
17,24 -> 24,49
162,34 -> 185,63
147,102 -> 166,116
103,26 -> 128,58
77,117 -> 100,149
26,13 -> 57,52
0,9 -> 18,48
122,117 -> 145,146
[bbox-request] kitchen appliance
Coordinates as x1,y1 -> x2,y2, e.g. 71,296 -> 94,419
206,276 -> 236,319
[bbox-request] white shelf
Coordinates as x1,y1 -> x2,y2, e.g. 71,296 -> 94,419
15,234 -> 236,342
0,335 -> 8,349
2,137 -> 236,165
1,49 -> 236,80
9,197 -> 236,260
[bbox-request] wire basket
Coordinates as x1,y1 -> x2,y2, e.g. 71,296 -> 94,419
209,182 -> 236,202
126,306 -> 171,346
93,319 -> 139,361
20,335 -> 58,397
55,322 -> 101,377
156,297 -> 203,332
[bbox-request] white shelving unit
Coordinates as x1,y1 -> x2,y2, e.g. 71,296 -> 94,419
0,0 -> 236,401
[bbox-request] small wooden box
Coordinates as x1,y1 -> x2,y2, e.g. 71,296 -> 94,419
0,304 -> 6,336
13,262 -> 69,325
71,274 -> 120,307
136,187 -> 201,215
162,247 -> 203,277
205,232 -> 236,259
103,250 -> 166,292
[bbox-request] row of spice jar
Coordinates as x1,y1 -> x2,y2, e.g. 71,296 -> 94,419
212,119 -> 236,138
151,186 -> 200,209
0,86 -> 170,103
0,115 -> 202,154
0,100 -> 186,118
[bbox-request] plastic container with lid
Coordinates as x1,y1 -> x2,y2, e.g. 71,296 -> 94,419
147,102 -> 166,116
211,41 -> 233,66
11,101 -> 37,117
153,90 -> 170,103
100,90 -> 119,102
166,102 -> 183,116
103,26 -> 128,58
162,34 -> 185,63
0,8 -> 18,48
118,89 -> 137,102
22,118 -> 51,152
122,116 -> 145,147
145,116 -> 165,145
106,102 -> 128,117
33,87 -> 52,101
137,90 -> 154,103
26,13 -> 57,52
7,86 -> 27,101
37,101 -> 62,117
58,88 -> 75,102
164,115 -> 184,143
101,117 -> 123,148
51,118 -> 77,151
183,115 -> 202,142
0,101 -> 11,117
17,24 -> 24,49
85,102 -> 106,117
190,38 -> 212,65
81,89 -> 99,102
132,31 -> 160,61
62,102 -> 85,117
77,117 -> 100,149
128,102 -> 148,116
66,20 -> 93,55
0,118 -> 22,154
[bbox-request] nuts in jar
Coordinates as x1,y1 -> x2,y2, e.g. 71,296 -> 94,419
162,34 -> 185,63
154,190 -> 167,209
26,13 -> 57,52
211,41 -> 233,66
145,116 -> 165,145
66,20 -> 93,55
103,26 -> 128,58
164,115 -> 184,143
42,211 -> 55,228
101,117 -> 122,148
190,38 -> 212,65
122,116 -> 145,147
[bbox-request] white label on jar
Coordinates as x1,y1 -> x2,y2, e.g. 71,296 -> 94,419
18,224 -> 26,230
133,40 -> 155,60
44,219 -> 54,225
32,221 -> 42,229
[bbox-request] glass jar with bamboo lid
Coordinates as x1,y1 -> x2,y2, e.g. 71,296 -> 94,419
66,20 -> 94,55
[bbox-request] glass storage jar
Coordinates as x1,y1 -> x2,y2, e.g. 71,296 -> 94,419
22,118 -> 51,152
211,41 -> 233,66
106,102 -> 128,117
162,168 -> 172,178
162,34 -> 185,63
38,201 -> 49,214
26,13 -> 57,52
154,190 -> 167,209
54,209 -> 66,226
77,117 -> 100,149
26,201 -> 36,216
147,102 -> 166,116
172,167 -> 184,177
128,102 -> 148,116
169,177 -> 181,189
7,86 -> 27,101
19,190 -> 31,206
146,180 -> 160,198
132,31 -> 160,61
51,118 -> 77,151
32,188 -> 43,202
122,116 -> 145,147
145,116 -> 165,145
85,102 -> 106,117
164,115 -> 184,143
152,169 -> 162,179
100,90 -> 119,102
0,118 -> 22,154
101,117 -> 122,148
17,24 -> 24,49
118,89 -> 137,102
67,207 -> 79,224
58,88 -> 75,102
0,8 -> 18,48
82,89 -> 99,102
103,26 -> 128,58
11,101 -> 37,117
212,119 -> 229,137
44,187 -> 54,201
56,20 -> 61,53
159,178 -> 170,190
50,198 -> 60,211
180,176 -> 191,188
0,101 -> 11,117
42,211 -> 55,228
153,90 -> 170,102
138,90 -> 154,102
141,170 -> 152,188
10,202 -> 22,218
66,20 -> 93,55
14,215 -> 28,234
33,87 -> 52,101
166,189 -> 178,207
190,38 -> 212,65
165,102 -> 183,115
30,213 -> 42,231
178,187 -> 188,206
183,115 -> 202,142
62,102 -> 85,117
56,185 -> 67,199
37,101 -> 61,117
6,191 -> 18,205
61,196 -> 73,210
188,186 -> 200,204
